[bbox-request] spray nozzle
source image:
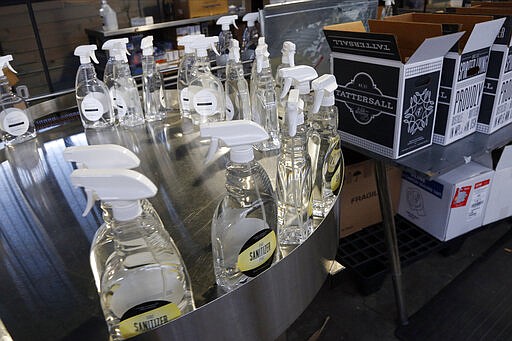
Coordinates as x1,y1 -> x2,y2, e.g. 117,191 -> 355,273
255,38 -> 269,73
279,65 -> 318,99
385,0 -> 395,5
228,39 -> 241,62
242,12 -> 259,27
101,38 -> 129,54
141,36 -> 154,56
70,168 -> 157,221
74,45 -> 100,65
190,36 -> 219,57
311,74 -> 338,114
200,120 -> 269,164
0,55 -> 16,77
216,15 -> 238,31
177,34 -> 205,54
286,89 -> 302,137
281,41 -> 296,67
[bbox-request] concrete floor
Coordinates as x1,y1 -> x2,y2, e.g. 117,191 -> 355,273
286,219 -> 511,341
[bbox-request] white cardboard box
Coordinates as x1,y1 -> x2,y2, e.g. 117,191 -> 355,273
324,20 -> 463,159
398,162 -> 493,241
384,13 -> 505,145
482,145 -> 512,224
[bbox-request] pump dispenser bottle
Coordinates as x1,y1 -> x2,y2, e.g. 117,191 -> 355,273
225,39 -> 251,120
251,38 -> 280,151
99,0 -> 118,31
275,41 -> 296,121
141,36 -> 166,122
276,89 -> 312,252
308,74 -> 343,217
102,38 -> 129,90
188,36 -> 225,125
70,168 -> 195,340
177,34 -> 205,119
241,12 -> 259,75
215,15 -> 238,79
0,55 -> 36,146
200,120 -> 278,292
74,45 -> 115,129
278,65 -> 318,123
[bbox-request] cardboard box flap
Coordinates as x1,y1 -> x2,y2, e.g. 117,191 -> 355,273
407,31 -> 465,64
323,21 -> 401,61
462,17 -> 506,53
368,19 -> 445,63
496,145 -> 512,171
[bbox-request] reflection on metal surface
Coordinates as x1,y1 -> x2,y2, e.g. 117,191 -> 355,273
0,116 -> 338,340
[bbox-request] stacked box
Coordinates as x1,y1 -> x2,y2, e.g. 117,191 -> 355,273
384,13 -> 505,144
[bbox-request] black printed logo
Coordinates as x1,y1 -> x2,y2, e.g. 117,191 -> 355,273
403,89 -> 434,135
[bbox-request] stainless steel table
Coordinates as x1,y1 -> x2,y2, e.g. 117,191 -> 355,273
0,115 -> 339,340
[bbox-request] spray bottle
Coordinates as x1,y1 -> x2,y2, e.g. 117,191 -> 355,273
0,55 -> 36,146
141,36 -> 166,122
109,40 -> 145,127
275,41 -> 296,122
70,168 -> 195,340
177,34 -> 205,119
278,65 -> 318,124
74,45 -> 115,129
250,37 -> 267,92
276,89 -> 312,253
241,12 -> 259,75
225,39 -> 251,121
381,0 -> 395,19
99,0 -> 118,31
250,39 -> 280,151
188,36 -> 225,125
200,120 -> 278,292
101,38 -> 129,90
308,74 -> 343,217
215,15 -> 238,79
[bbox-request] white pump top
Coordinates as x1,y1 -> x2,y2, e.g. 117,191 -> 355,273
106,40 -> 129,62
141,36 -> 154,56
200,120 -> 269,164
190,36 -> 219,58
216,15 -> 238,31
279,65 -> 318,99
311,74 -> 338,114
74,45 -> 100,65
242,12 -> 259,27
228,39 -> 241,63
70,168 -> 157,221
286,89 -> 304,137
63,144 -> 141,216
255,37 -> 269,73
0,55 -> 16,77
177,34 -> 205,54
281,41 -> 296,66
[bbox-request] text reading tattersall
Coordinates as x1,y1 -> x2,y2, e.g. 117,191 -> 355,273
337,90 -> 394,110
332,39 -> 391,51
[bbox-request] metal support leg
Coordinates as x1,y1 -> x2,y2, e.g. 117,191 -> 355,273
374,160 -> 408,326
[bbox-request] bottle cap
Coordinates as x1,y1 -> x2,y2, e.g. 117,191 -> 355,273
278,65 -> 318,99
74,45 -> 100,65
0,55 -> 16,77
141,36 -> 154,56
311,74 -> 338,114
228,39 -> 241,62
242,12 -> 259,27
216,15 -> 238,31
177,34 -> 205,54
281,41 -> 296,66
255,37 -> 269,73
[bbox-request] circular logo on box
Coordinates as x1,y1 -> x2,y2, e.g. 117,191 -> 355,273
342,72 -> 383,125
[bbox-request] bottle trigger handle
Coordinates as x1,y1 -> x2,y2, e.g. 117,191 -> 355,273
83,188 -> 97,217
280,78 -> 292,100
205,137 -> 219,164
90,50 -> 99,64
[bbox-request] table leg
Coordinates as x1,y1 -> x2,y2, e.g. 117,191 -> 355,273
374,160 -> 408,326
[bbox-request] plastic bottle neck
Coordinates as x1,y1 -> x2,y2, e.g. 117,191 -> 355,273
111,200 -> 142,221
281,53 -> 295,66
77,63 -> 97,80
230,146 -> 254,163
0,76 -> 12,95
194,55 -> 211,73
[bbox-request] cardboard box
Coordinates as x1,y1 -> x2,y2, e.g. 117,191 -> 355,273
324,21 -> 463,159
398,162 -> 493,241
447,8 -> 512,134
384,13 -> 505,144
173,0 -> 228,19
340,160 -> 402,238
481,145 -> 512,225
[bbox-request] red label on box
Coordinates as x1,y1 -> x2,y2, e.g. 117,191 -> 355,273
474,179 -> 490,189
451,186 -> 471,208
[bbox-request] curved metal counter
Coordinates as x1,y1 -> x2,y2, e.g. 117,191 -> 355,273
0,114 -> 339,341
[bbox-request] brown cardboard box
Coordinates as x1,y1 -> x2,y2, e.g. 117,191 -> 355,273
173,0 -> 228,19
339,160 -> 402,238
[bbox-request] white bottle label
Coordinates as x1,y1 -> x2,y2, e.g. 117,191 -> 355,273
225,95 -> 234,120
0,108 -> 29,136
192,89 -> 218,116
180,87 -> 190,111
81,92 -> 108,121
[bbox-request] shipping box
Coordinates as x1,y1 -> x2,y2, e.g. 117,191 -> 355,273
384,13 -> 504,144
324,21 -> 463,159
447,8 -> 512,134
173,0 -> 228,19
339,160 -> 402,238
398,162 -> 493,241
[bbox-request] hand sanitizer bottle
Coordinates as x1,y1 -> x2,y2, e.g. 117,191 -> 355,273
251,39 -> 280,151
215,15 -> 238,79
109,41 -> 145,127
0,55 -> 36,146
141,36 -> 166,122
101,38 -> 129,90
200,120 -> 278,292
278,65 -> 318,124
309,74 -> 343,217
177,34 -> 205,119
188,36 -> 225,125
241,12 -> 260,75
276,89 -> 313,254
99,0 -> 118,32
74,45 -> 115,129
70,168 -> 195,340
225,39 -> 251,121
275,41 -> 295,122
